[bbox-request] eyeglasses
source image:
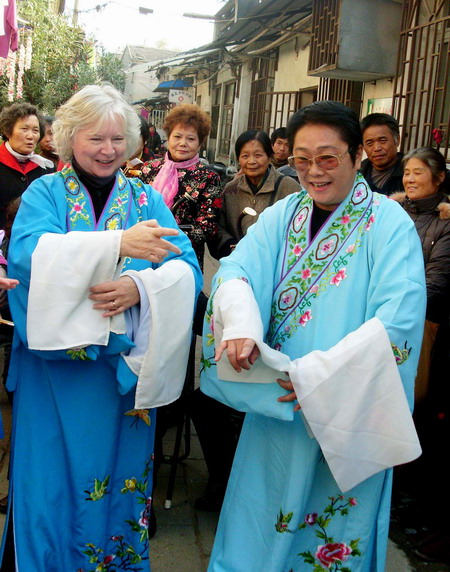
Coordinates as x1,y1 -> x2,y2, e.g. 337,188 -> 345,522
288,149 -> 351,171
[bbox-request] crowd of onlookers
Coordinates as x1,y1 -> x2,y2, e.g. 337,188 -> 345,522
0,92 -> 449,568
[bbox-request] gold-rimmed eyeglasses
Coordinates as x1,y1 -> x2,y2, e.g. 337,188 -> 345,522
287,149 -> 351,171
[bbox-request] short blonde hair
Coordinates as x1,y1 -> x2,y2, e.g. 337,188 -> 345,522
53,84 -> 140,164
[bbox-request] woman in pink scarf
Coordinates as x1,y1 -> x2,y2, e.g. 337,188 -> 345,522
139,104 -> 222,271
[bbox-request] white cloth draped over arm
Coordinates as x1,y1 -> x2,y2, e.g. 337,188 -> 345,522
27,230 -> 125,350
213,279 -> 289,383
122,260 -> 195,409
213,279 -> 421,492
27,232 -> 195,408
287,318 -> 421,492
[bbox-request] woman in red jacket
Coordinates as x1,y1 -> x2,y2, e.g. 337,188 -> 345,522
0,102 -> 55,228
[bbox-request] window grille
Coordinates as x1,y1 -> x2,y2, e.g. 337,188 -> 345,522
248,91 -> 304,132
218,82 -> 236,156
308,0 -> 340,75
393,0 -> 450,158
248,57 -> 277,131
318,78 -> 363,116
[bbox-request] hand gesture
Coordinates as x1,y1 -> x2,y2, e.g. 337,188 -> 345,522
120,220 -> 181,263
277,376 -> 301,411
215,338 -> 260,372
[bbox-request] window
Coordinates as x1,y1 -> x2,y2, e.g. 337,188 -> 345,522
218,82 -> 236,156
210,86 -> 222,140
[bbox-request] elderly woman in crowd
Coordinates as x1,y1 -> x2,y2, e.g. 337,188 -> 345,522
392,147 -> 450,401
38,115 -> 60,169
392,146 -> 450,563
0,102 -> 55,228
0,84 -> 201,571
139,104 -> 222,271
147,123 -> 161,155
215,129 -> 300,259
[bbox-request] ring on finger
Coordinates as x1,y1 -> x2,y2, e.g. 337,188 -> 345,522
110,300 -> 117,310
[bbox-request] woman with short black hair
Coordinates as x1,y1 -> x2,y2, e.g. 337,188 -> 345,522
215,129 -> 300,258
0,102 -> 55,227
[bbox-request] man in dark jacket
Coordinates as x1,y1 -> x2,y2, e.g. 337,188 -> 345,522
360,113 -> 403,195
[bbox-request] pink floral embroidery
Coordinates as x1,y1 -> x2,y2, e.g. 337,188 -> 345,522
304,513 -> 318,526
299,310 -> 312,327
341,214 -> 350,224
320,239 -> 335,256
139,509 -> 149,528
349,497 -> 358,506
330,268 -> 347,287
73,202 -> 82,213
210,315 -> 215,334
282,294 -> 293,305
365,213 -> 375,231
292,244 -> 303,256
138,191 -> 148,206
138,497 -> 152,528
296,213 -> 305,224
117,197 -> 123,206
316,542 -> 352,568
346,244 -> 356,253
301,268 -> 311,280
309,285 -> 319,294
355,188 -> 364,199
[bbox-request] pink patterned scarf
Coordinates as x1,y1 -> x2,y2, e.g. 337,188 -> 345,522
151,152 -> 200,208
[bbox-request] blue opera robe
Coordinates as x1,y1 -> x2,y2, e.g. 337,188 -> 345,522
1,167 -> 201,571
201,175 -> 426,571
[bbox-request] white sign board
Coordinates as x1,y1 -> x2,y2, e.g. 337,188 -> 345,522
169,89 -> 193,104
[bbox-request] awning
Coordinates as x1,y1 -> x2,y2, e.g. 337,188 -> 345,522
154,79 -> 194,92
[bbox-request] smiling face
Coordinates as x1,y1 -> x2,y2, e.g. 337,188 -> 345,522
403,157 -> 445,200
8,115 -> 41,155
167,123 -> 200,162
362,124 -> 399,170
71,117 -> 127,178
238,140 -> 271,186
293,124 -> 362,211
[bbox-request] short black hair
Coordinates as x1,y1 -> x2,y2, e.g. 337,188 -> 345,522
139,115 -> 149,144
44,115 -> 55,125
235,130 -> 273,159
286,101 -> 362,165
270,127 -> 287,145
360,113 -> 400,140
0,102 -> 46,141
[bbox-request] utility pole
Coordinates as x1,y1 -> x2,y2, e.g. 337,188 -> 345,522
72,0 -> 79,25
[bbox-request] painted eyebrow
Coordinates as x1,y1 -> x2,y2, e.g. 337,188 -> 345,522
293,146 -> 341,153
